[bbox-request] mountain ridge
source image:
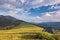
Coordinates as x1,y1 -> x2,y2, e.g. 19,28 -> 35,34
0,15 -> 43,30
0,15 -> 26,30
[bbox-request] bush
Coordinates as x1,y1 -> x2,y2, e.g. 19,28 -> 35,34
22,32 -> 57,40
38,32 -> 55,40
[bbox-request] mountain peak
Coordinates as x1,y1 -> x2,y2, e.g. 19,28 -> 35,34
0,15 -> 18,21
0,15 -> 23,30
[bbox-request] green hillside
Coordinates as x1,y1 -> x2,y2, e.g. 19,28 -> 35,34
0,15 -> 58,40
0,20 -> 44,40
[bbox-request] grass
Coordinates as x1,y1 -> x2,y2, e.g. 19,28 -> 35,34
56,30 -> 60,40
0,22 -> 58,40
0,23 -> 44,40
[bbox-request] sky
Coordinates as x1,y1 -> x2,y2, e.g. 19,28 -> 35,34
0,0 -> 60,23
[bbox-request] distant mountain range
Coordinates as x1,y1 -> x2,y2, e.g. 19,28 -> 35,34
35,22 -> 60,29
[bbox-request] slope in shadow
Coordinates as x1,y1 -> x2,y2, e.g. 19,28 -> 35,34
0,15 -> 24,30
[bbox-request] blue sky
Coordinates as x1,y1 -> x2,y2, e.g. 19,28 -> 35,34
0,0 -> 60,23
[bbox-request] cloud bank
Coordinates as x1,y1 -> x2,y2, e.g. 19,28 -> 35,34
0,0 -> 60,23
30,10 -> 60,23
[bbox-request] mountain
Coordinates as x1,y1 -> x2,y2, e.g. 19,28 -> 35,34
0,15 -> 43,30
36,22 -> 60,29
0,15 -> 26,30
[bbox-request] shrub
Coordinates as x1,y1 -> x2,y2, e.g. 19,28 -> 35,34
22,32 -> 57,40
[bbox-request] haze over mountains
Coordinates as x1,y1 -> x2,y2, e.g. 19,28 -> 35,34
36,22 -> 60,29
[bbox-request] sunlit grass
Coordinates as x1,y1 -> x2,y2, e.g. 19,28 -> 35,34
56,30 -> 60,40
0,22 -> 57,40
0,23 -> 44,40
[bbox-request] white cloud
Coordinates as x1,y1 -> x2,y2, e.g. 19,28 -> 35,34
20,0 -> 26,3
55,10 -> 60,16
7,8 -> 30,16
56,13 -> 60,16
31,0 -> 43,5
0,3 -> 15,9
25,0 -> 60,8
51,4 -> 60,9
0,13 -> 60,23
4,8 -> 31,22
8,0 -> 16,2
29,11 -> 60,23
43,0 -> 60,6
0,12 -> 7,15
0,0 -> 31,21
0,0 -> 60,9
29,16 -> 42,23
44,13 -> 52,17
0,0 -> 60,23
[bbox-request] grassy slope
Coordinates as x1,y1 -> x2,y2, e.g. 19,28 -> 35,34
0,22 -> 44,40
56,30 -> 60,40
